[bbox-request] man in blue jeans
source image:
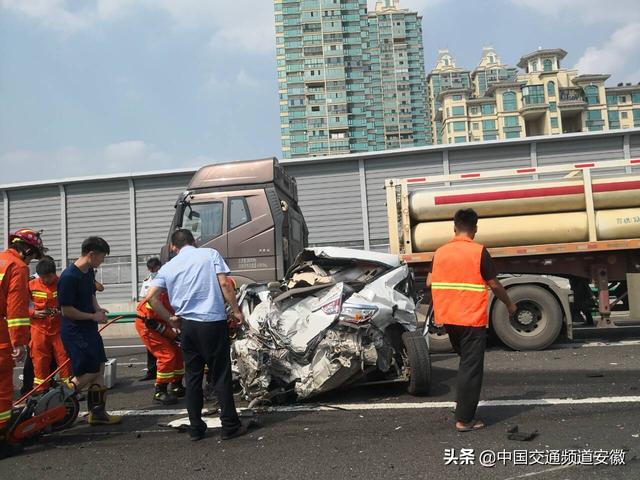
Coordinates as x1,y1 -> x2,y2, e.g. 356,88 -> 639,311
147,229 -> 253,441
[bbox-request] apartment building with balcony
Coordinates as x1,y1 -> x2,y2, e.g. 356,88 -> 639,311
434,48 -> 640,144
426,49 -> 471,144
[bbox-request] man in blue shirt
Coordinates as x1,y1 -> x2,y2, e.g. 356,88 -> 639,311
58,236 -> 122,426
147,229 -> 251,441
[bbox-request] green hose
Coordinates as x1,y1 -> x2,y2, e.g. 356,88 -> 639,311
106,312 -> 137,324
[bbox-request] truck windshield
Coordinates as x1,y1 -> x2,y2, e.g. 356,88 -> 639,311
181,201 -> 223,245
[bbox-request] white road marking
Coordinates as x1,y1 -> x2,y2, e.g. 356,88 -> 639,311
103,339 -> 640,352
100,395 -> 640,417
167,417 -> 222,429
13,361 -> 147,371
552,339 -> 640,349
55,429 -> 172,437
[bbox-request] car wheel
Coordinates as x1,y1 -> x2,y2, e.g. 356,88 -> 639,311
402,331 -> 431,395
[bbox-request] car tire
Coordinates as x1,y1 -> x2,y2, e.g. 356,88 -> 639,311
492,285 -> 563,351
402,331 -> 431,395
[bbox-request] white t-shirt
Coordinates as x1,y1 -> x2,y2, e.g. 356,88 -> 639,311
139,272 -> 158,299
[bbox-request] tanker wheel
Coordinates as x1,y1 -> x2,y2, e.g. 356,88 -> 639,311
492,285 -> 562,351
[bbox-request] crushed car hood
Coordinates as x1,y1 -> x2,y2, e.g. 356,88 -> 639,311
232,248 -> 417,403
289,247 -> 401,270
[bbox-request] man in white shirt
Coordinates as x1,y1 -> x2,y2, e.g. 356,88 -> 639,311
147,229 -> 254,441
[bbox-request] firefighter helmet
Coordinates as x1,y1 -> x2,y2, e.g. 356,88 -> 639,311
9,228 -> 47,259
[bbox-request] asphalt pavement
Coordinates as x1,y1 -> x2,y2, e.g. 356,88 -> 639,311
3,337 -> 640,480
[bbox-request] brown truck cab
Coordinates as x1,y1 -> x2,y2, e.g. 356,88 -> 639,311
162,157 -> 308,285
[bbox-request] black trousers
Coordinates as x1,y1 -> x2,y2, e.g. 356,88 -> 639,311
146,350 -> 157,374
444,324 -> 487,423
181,319 -> 240,434
21,350 -> 56,394
21,352 -> 35,394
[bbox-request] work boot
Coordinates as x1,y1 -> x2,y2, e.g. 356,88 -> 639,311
168,381 -> 186,398
0,440 -> 24,460
153,384 -> 178,405
138,369 -> 156,382
87,384 -> 123,426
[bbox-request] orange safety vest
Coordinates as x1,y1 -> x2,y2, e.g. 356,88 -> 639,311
430,236 -> 489,327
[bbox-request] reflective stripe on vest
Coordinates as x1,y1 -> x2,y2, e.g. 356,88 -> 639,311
431,282 -> 486,292
31,291 -> 48,298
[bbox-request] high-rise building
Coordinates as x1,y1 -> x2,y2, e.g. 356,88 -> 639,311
275,0 -> 430,158
434,47 -> 640,144
426,49 -> 471,144
366,1 -> 430,150
275,0 -> 369,158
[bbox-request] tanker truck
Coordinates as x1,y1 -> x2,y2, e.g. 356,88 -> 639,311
385,157 -> 640,351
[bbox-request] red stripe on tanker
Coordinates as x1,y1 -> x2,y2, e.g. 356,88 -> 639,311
409,175 -> 640,223
433,180 -> 640,206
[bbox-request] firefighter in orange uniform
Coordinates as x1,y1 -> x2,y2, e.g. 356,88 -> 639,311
0,229 -> 46,434
29,257 -> 72,390
135,293 -> 185,405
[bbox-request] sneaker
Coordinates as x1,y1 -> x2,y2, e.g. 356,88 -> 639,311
153,390 -> 178,406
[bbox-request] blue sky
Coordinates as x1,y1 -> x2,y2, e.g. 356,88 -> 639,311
1,0 -> 639,184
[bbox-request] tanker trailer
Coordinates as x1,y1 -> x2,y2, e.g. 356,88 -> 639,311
386,158 -> 640,351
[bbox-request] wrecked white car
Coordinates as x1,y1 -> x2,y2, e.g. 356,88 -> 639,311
232,247 -> 431,405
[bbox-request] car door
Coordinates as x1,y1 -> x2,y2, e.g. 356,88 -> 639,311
226,189 -> 277,283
